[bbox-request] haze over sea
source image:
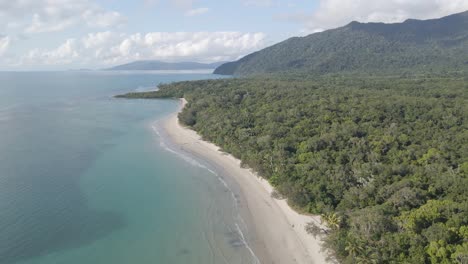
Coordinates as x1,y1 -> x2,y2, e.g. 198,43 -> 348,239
0,71 -> 257,264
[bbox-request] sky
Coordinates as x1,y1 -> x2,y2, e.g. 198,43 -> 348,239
0,0 -> 467,70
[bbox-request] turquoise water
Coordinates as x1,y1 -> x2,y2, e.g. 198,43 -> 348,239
0,72 -> 256,264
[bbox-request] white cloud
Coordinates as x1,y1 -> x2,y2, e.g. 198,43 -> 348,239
185,7 -> 210,16
280,0 -> 468,33
118,38 -> 133,57
18,31 -> 267,67
82,31 -> 117,49
0,0 -> 125,34
26,13 -> 75,33
114,31 -> 266,63
82,9 -> 126,28
0,35 -> 10,56
22,38 -> 79,65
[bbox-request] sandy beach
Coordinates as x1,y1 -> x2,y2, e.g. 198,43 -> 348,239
160,98 -> 330,264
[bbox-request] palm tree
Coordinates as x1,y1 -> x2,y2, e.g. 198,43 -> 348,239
321,212 -> 341,230
355,248 -> 379,264
345,237 -> 364,259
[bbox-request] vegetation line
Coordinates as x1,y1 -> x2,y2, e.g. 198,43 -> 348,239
118,75 -> 468,263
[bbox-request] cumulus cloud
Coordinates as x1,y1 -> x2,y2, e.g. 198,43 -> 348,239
22,39 -> 79,65
0,35 -> 10,56
25,13 -> 75,33
82,31 -> 119,49
280,0 -> 468,33
18,31 -> 267,67
82,9 -> 126,28
0,0 -> 125,34
185,7 -> 210,16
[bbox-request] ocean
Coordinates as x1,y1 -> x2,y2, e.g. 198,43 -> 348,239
0,71 -> 257,264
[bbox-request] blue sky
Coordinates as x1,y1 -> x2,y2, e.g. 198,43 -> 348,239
0,0 -> 467,70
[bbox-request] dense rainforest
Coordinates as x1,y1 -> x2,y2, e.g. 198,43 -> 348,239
119,9 -> 468,264
214,11 -> 468,76
119,76 -> 468,263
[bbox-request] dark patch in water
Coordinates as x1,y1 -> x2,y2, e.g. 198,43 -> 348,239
177,248 -> 190,256
0,72 -> 219,264
0,109 -> 126,264
0,210 -> 125,264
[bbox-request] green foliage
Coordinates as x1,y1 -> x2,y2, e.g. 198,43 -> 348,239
398,200 -> 460,233
214,11 -> 468,76
120,75 -> 468,263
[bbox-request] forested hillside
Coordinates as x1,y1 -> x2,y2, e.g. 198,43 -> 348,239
119,11 -> 468,264
214,11 -> 468,76
119,76 -> 468,263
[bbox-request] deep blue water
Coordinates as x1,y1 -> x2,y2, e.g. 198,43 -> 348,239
0,71 -> 256,264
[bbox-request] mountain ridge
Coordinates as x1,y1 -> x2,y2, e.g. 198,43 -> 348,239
214,11 -> 468,75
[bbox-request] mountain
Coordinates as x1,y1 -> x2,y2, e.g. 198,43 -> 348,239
214,11 -> 468,75
106,60 -> 225,71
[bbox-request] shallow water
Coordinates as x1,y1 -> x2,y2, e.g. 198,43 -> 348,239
0,71 -> 257,264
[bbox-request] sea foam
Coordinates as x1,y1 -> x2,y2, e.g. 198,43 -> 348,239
151,122 -> 260,264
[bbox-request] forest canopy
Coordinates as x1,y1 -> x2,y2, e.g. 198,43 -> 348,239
214,11 -> 468,76
118,75 -> 468,263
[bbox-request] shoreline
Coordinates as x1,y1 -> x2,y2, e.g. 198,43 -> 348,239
161,98 -> 330,264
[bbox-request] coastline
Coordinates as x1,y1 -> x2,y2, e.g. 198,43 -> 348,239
161,98 -> 330,264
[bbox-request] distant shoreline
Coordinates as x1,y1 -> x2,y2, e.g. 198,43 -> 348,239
95,69 -> 216,75
160,98 -> 331,264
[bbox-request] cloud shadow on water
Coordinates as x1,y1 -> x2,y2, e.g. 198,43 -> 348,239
0,126 -> 127,264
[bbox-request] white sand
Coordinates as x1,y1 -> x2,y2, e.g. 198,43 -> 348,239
162,98 -> 331,264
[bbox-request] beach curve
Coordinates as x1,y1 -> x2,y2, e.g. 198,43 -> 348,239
161,98 -> 331,264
